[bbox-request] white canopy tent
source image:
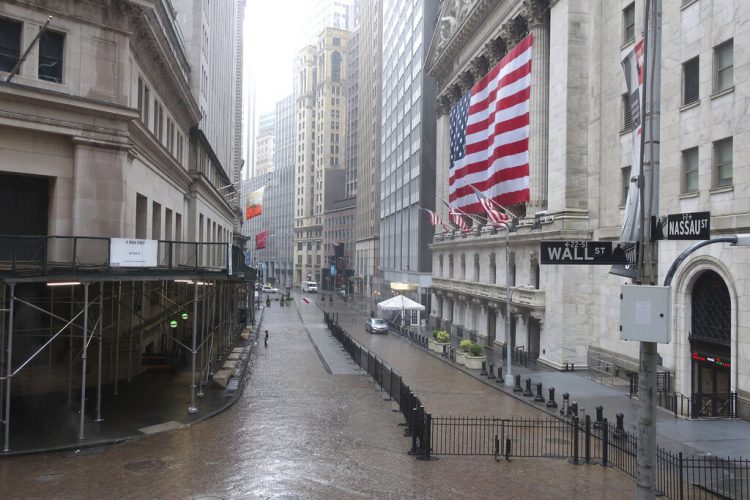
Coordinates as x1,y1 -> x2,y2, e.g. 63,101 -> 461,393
377,295 -> 425,327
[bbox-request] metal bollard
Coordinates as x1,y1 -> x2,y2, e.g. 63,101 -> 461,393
546,387 -> 558,408
513,374 -> 523,392
570,416 -> 580,465
496,365 -> 505,384
594,405 -> 605,429
584,415 -> 593,464
480,361 -> 488,376
560,393 -> 570,416
505,437 -> 511,461
487,364 -> 495,379
534,382 -> 545,403
523,377 -> 533,397
614,413 -> 626,439
571,401 -> 579,417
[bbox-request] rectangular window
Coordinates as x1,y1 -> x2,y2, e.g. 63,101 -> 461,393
682,147 -> 699,193
714,39 -> 733,93
0,18 -> 22,73
135,194 -> 148,239
714,138 -> 732,187
176,133 -> 183,163
152,201 -> 162,240
621,165 -> 631,204
621,93 -> 633,132
38,30 -> 64,83
175,213 -> 182,241
623,3 -> 635,44
683,56 -> 699,105
142,86 -> 151,125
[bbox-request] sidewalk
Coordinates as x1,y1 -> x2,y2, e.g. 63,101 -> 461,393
0,309 -> 263,455
327,295 -> 750,459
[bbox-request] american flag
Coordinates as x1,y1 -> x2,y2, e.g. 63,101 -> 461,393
479,196 -> 510,226
447,205 -> 470,232
449,34 -> 532,213
420,207 -> 450,232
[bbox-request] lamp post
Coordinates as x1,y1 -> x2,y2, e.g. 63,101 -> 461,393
502,222 -> 517,386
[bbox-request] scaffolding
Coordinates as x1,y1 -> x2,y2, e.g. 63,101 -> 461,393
0,235 -> 255,452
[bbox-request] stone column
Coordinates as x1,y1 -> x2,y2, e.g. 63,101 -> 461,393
525,0 -> 550,212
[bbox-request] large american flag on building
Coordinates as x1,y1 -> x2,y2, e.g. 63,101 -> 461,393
449,34 -> 532,213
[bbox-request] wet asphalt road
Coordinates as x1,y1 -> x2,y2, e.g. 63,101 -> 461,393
0,294 -> 634,499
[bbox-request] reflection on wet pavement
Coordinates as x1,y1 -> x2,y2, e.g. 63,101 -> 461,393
0,295 -> 634,499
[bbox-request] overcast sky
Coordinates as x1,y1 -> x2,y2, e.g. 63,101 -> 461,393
245,0 -> 307,114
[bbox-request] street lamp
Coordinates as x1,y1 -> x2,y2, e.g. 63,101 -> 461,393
500,220 -> 518,387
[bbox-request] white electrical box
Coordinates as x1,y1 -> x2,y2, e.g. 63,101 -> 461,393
619,285 -> 671,343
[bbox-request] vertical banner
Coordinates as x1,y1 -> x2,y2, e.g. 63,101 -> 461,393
245,186 -> 265,221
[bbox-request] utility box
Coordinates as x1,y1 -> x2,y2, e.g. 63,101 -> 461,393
620,285 -> 671,343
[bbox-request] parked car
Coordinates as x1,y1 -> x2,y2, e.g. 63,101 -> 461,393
261,285 -> 279,293
365,318 -> 389,334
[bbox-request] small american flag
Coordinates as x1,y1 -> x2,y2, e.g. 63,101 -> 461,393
448,206 -> 470,232
449,34 -> 533,212
420,207 -> 451,232
479,196 -> 510,226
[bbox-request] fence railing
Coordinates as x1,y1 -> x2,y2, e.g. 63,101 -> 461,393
0,235 -> 230,276
322,313 -> 749,499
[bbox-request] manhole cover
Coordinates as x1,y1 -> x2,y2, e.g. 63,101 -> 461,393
124,458 -> 165,471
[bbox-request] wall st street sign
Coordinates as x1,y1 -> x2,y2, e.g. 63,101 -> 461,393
652,211 -> 710,240
541,241 -> 638,266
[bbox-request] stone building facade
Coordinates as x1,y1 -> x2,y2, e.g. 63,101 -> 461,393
427,0 -> 750,417
293,28 -> 351,286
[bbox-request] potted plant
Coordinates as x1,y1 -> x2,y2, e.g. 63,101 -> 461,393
464,342 -> 485,370
428,330 -> 450,353
456,339 -> 473,365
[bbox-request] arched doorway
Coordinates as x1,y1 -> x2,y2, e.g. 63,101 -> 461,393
690,270 -> 732,416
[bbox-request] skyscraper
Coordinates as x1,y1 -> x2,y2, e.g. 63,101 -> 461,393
379,0 -> 438,307
293,28 -> 351,286
355,0 -> 383,300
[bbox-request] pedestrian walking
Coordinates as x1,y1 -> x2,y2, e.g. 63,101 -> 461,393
264,330 -> 269,346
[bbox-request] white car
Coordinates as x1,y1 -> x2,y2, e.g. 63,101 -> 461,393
261,285 -> 279,293
365,318 -> 389,334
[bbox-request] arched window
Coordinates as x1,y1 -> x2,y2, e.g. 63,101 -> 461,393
331,51 -> 342,81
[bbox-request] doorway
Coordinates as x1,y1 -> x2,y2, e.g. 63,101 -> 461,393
528,317 -> 541,361
487,309 -> 496,344
689,270 -> 732,416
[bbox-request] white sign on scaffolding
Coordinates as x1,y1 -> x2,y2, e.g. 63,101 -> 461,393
110,238 -> 158,267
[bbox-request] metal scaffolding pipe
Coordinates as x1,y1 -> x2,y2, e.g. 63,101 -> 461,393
78,283 -> 90,440
114,282 -> 121,395
95,282 -> 103,422
3,283 -> 16,452
198,281 -> 207,398
127,282 -> 134,383
188,283 -> 198,414
67,285 -> 75,405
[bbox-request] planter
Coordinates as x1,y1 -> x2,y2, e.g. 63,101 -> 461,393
456,350 -> 467,365
464,355 -> 485,370
428,339 -> 449,354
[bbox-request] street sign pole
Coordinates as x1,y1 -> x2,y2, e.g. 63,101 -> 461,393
637,1 -> 661,497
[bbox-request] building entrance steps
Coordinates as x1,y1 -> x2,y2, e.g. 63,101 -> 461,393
322,294 -> 750,459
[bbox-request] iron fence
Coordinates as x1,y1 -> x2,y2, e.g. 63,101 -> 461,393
322,312 -> 749,499
0,235 -> 230,277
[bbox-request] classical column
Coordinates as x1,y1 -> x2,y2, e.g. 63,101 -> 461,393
525,0 -> 551,211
